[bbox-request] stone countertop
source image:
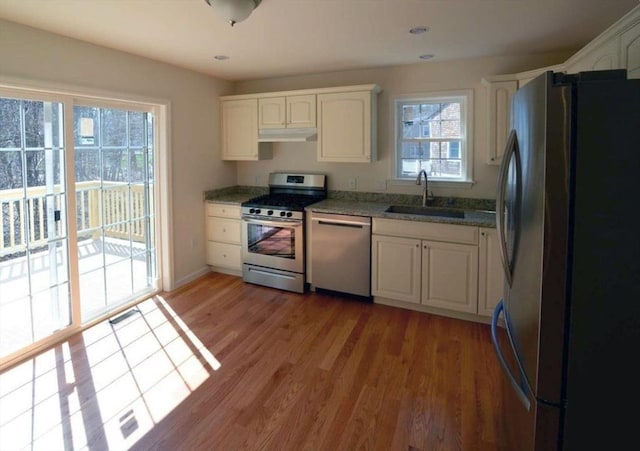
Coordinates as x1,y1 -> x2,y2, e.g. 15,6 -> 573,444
306,199 -> 497,228
203,186 -> 496,228
204,186 -> 267,204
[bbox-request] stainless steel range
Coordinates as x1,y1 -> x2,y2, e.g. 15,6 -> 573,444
241,172 -> 327,293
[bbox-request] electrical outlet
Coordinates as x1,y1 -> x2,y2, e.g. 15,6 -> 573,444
348,177 -> 357,190
375,180 -> 387,191
254,175 -> 261,185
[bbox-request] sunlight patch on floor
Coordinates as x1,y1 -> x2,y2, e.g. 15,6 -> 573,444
0,295 -> 220,450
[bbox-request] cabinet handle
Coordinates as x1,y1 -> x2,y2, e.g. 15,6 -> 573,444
415,244 -> 419,248
481,231 -> 485,236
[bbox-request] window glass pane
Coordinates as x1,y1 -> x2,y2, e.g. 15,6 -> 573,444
0,98 -> 21,149
74,107 -> 100,147
402,120 -> 422,139
23,101 -> 44,148
420,103 -> 441,119
440,120 -> 461,137
103,149 -> 127,182
129,111 -> 145,147
402,104 -> 421,122
0,150 -> 23,189
102,109 -> 127,147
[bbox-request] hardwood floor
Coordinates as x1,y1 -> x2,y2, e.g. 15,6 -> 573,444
0,272 -> 504,451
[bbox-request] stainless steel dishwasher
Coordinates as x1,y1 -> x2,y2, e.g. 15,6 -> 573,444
310,212 -> 371,298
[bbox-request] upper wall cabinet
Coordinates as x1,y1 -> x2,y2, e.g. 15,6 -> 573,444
564,5 -> 640,78
621,21 -> 640,79
221,98 -> 272,161
317,87 -> 380,163
221,84 -> 380,162
258,95 -> 316,129
481,78 -> 517,165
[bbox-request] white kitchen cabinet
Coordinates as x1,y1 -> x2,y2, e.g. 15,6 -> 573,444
621,20 -> 640,79
421,240 -> 479,313
372,218 -> 481,315
221,98 -> 272,161
482,78 -> 517,165
258,94 -> 316,129
371,234 -> 421,304
477,227 -> 505,317
205,202 -> 242,274
566,38 -> 621,74
317,89 -> 378,163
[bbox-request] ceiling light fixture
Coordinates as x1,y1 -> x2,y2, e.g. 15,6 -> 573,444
204,0 -> 262,27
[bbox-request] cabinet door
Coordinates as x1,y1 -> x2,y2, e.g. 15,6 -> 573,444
421,241 -> 478,313
258,97 -> 286,129
317,91 -> 373,162
621,21 -> 640,79
478,228 -> 505,317
371,235 -> 421,304
287,94 -> 316,128
221,99 -> 259,160
486,80 -> 517,165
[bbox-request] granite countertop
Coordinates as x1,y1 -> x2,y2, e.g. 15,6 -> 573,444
306,199 -> 497,228
204,186 -> 497,228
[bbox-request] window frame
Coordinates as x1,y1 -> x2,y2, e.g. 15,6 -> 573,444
392,89 -> 474,187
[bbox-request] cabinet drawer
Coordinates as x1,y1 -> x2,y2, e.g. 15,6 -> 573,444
206,217 -> 241,244
206,202 -> 241,219
206,242 -> 242,269
373,218 -> 478,245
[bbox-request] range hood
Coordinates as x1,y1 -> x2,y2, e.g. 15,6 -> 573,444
257,127 -> 317,142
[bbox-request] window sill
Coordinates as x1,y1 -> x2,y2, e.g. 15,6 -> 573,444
389,178 -> 475,189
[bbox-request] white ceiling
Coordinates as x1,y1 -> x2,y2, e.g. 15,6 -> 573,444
0,0 -> 638,81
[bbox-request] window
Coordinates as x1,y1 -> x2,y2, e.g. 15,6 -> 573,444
395,91 -> 473,183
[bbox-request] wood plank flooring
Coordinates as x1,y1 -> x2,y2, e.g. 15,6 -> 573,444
0,272 -> 504,451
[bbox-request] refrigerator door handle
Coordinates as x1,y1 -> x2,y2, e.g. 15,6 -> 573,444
496,129 -> 518,287
491,300 -> 531,411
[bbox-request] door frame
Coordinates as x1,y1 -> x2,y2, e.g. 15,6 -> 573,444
0,78 -> 173,371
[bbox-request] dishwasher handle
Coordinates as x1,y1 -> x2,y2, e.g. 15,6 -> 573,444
311,217 -> 371,229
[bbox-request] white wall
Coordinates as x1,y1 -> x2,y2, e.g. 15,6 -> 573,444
233,52 -> 572,199
0,19 -> 234,287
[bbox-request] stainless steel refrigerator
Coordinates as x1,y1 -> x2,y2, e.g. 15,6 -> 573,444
491,70 -> 640,451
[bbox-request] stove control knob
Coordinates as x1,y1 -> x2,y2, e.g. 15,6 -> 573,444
249,208 -> 255,214
255,209 -> 261,215
267,210 -> 274,215
286,212 -> 293,218
280,211 -> 286,217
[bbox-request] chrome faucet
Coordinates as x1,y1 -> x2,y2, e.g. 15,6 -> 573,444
416,169 -> 433,206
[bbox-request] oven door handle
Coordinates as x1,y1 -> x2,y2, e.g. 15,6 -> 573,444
243,218 -> 301,228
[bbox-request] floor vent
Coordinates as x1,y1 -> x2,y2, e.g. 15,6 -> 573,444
109,308 -> 140,325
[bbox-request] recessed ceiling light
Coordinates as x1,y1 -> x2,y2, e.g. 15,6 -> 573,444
409,26 -> 429,35
419,54 -> 435,60
214,55 -> 229,61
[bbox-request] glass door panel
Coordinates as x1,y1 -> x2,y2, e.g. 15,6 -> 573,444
74,106 -> 156,322
0,97 -> 70,359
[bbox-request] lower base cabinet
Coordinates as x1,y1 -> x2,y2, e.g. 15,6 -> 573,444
205,202 -> 242,273
372,219 -> 502,318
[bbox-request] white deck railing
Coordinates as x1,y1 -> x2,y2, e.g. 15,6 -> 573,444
0,181 -> 149,256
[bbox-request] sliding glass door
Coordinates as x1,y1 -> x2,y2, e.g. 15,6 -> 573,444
0,96 -> 71,358
0,90 -> 160,362
74,105 -> 156,322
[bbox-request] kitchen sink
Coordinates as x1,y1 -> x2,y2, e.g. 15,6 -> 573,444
384,205 -> 466,219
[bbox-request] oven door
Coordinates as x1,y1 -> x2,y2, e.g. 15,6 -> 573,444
241,216 -> 304,273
